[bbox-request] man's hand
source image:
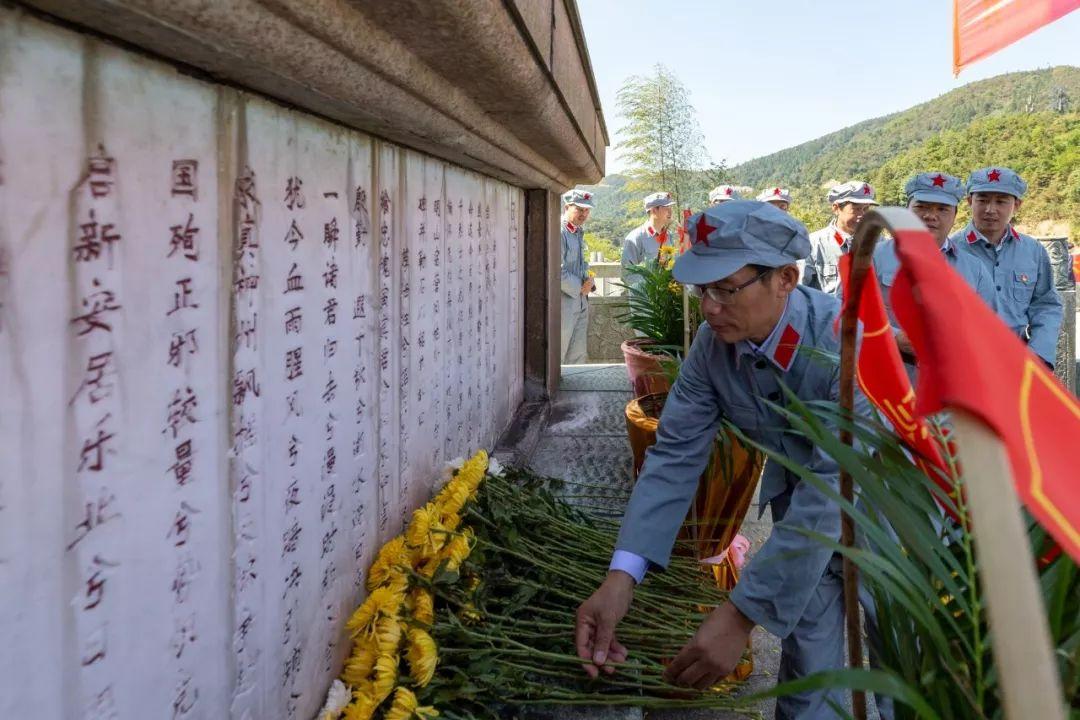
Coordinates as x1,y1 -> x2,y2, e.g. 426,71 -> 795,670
581,278 -> 595,295
575,571 -> 634,678
663,601 -> 754,690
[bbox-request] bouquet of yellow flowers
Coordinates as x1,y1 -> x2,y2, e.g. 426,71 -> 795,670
322,451 -> 748,719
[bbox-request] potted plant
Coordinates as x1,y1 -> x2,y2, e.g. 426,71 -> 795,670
616,245 -> 694,397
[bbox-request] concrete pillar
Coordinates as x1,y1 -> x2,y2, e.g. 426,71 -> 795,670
524,189 -> 562,399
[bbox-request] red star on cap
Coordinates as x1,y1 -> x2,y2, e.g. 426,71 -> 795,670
931,174 -> 946,187
987,169 -> 1001,182
862,184 -> 872,195
773,187 -> 782,195
583,192 -> 592,199
694,214 -> 716,247
725,187 -> 733,196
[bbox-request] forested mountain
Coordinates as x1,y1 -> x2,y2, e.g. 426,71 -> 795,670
582,66 -> 1080,251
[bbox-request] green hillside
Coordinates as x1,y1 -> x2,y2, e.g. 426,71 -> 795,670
584,67 -> 1080,253
729,66 -> 1080,190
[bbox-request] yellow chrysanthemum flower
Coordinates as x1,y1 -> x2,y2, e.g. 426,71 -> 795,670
408,588 -> 435,625
373,653 -> 398,704
342,684 -> 378,720
459,602 -> 482,625
406,503 -> 438,549
384,687 -> 419,720
442,529 -> 474,573
375,615 -> 403,654
406,628 -> 438,687
440,511 -> 462,533
341,642 -> 378,685
367,536 -> 413,591
347,586 -> 404,639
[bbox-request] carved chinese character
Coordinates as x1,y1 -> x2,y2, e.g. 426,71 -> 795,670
79,415 -> 117,473
288,434 -> 299,467
164,387 -> 198,438
379,255 -> 390,280
352,294 -> 365,319
322,372 -> 337,404
282,524 -> 300,557
167,329 -> 199,369
171,159 -> 198,199
433,199 -> 441,216
84,685 -> 118,720
67,488 -> 120,551
323,260 -> 338,289
171,672 -> 198,719
169,440 -> 194,487
323,217 -> 339,251
87,148 -> 115,199
232,368 -> 260,406
72,279 -> 121,336
285,347 -> 303,381
74,209 -> 121,265
167,278 -> 199,317
283,563 -> 302,597
83,554 -> 119,610
283,219 -> 303,251
353,366 -> 366,390
171,552 -> 200,604
323,446 -> 336,477
286,390 -> 302,418
321,525 -> 338,559
320,484 -> 336,521
379,190 -> 391,214
170,614 -> 197,659
168,214 -> 200,261
284,176 -> 305,210
81,624 -> 109,667
285,477 -> 301,512
285,263 -> 303,294
167,501 -> 201,547
323,297 -> 338,326
323,338 -> 337,360
72,352 -> 116,405
283,645 -> 302,686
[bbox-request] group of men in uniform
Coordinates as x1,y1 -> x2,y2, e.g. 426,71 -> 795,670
563,167 -> 1065,719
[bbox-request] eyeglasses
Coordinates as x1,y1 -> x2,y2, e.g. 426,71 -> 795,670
689,268 -> 772,305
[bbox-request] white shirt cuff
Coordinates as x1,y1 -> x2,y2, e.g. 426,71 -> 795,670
609,550 -> 649,584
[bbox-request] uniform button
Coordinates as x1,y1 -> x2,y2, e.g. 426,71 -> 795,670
754,359 -> 768,370
767,391 -> 781,401
996,285 -> 1001,291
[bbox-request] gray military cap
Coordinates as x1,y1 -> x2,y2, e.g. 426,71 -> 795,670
673,200 -> 810,285
966,166 -> 1027,199
643,191 -> 676,211
708,185 -> 742,204
756,186 -> 792,204
905,172 -> 964,207
827,180 -> 878,205
562,188 -> 595,209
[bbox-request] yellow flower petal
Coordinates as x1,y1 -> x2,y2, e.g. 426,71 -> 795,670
373,653 -> 397,704
341,642 -> 378,685
367,536 -> 413,591
406,628 -> 439,687
441,529 -> 474,573
384,687 -> 419,720
375,615 -> 403,654
408,588 -> 435,626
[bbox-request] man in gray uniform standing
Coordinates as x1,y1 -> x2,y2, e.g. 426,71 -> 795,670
574,200 -> 886,719
560,188 -> 595,365
953,166 -> 1062,369
802,180 -> 878,294
873,172 -> 997,360
620,191 -> 676,285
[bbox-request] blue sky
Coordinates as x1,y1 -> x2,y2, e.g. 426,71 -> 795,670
578,0 -> 1080,171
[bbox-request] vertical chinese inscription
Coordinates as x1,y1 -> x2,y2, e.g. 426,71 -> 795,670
230,165 -> 262,711
163,156 -> 207,718
348,172 -> 372,590
68,145 -> 125,718
376,183 -> 393,537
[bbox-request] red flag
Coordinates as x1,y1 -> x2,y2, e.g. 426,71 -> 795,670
837,256 -> 959,520
889,224 -> 1080,563
954,0 -> 1080,74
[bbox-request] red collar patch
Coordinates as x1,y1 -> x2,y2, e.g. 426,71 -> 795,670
565,221 -> 577,233
966,230 -> 978,244
1009,226 -> 1020,240
834,231 -> 846,247
772,324 -> 801,371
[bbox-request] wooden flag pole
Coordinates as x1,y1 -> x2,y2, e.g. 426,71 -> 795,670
950,410 -> 1067,720
837,215 -> 886,720
848,207 -> 1066,719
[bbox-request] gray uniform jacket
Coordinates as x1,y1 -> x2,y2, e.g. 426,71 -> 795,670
951,223 -> 1062,365
621,222 -> 670,282
802,223 -> 851,295
872,235 -> 999,325
560,221 -> 589,297
614,287 -> 867,639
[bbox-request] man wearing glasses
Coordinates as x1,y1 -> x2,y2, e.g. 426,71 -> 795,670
802,180 -> 878,295
575,200 -> 885,719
